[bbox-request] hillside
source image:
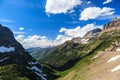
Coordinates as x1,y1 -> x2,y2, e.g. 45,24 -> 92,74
39,26 -> 118,70
38,18 -> 120,80
58,50 -> 120,80
57,28 -> 120,80
27,47 -> 58,61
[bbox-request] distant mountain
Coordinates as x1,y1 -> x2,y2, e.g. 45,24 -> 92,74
71,28 -> 102,44
26,47 -> 44,54
26,47 -> 58,61
72,37 -> 81,43
0,24 -> 47,80
81,28 -> 102,44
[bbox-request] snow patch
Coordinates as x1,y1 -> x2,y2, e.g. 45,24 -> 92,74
31,66 -> 42,73
81,39 -> 89,44
0,57 -> 9,62
111,65 -> 120,72
26,66 -> 46,80
26,65 -> 42,73
0,46 -> 15,53
107,55 -> 120,63
28,61 -> 38,65
116,48 -> 120,52
35,72 -> 47,80
91,53 -> 101,60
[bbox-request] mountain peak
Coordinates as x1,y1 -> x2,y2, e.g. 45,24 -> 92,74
0,24 -> 24,51
103,17 -> 120,30
113,17 -> 120,21
81,28 -> 102,43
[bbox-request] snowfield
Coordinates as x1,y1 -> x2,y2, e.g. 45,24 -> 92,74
107,55 -> 120,63
0,57 -> 9,62
0,46 -> 15,53
111,65 -> 120,72
26,65 -> 47,80
116,48 -> 120,51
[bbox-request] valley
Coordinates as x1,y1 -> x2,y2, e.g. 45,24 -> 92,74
0,17 -> 120,80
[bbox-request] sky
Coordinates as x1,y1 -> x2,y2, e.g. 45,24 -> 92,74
0,0 -> 120,48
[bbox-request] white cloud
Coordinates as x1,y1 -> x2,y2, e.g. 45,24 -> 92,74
13,31 -> 25,35
19,27 -> 24,31
59,23 -> 102,38
15,23 -> 102,49
56,23 -> 102,44
15,35 -> 59,49
0,18 -> 14,23
80,7 -> 115,20
87,1 -> 91,4
45,0 -> 82,14
103,0 -> 112,4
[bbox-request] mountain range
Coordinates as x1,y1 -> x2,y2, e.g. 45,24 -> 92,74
0,17 -> 120,80
30,17 -> 120,80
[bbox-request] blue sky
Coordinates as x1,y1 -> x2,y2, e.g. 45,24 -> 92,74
0,0 -> 120,48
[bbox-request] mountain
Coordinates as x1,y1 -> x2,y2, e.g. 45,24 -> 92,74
39,29 -> 102,70
0,24 -> 47,80
81,28 -> 102,44
103,17 -> 120,30
71,28 -> 102,44
27,47 -> 58,61
58,27 -> 120,80
72,37 -> 81,43
39,18 -> 120,74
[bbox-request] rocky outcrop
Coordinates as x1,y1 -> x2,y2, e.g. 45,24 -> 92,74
81,28 -> 102,43
103,17 -> 120,30
0,24 -> 24,50
72,37 -> 81,43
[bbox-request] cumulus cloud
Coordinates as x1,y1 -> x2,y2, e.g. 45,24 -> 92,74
58,23 -> 102,40
15,35 -> 59,49
55,23 -> 102,44
80,7 -> 115,20
19,27 -> 24,31
45,0 -> 82,14
103,0 -> 112,4
15,23 -> 102,49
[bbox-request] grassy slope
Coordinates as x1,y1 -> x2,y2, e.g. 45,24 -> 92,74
0,64 -> 29,80
57,29 -> 120,80
40,29 -> 114,70
40,29 -> 120,80
40,40 -> 103,70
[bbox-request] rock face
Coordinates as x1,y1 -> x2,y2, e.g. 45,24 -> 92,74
81,28 -> 102,43
0,25 -> 46,80
72,37 -> 81,43
0,24 -> 24,50
103,17 -> 120,30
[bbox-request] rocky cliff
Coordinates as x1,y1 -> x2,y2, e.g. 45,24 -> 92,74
0,24 -> 47,80
103,17 -> 120,30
